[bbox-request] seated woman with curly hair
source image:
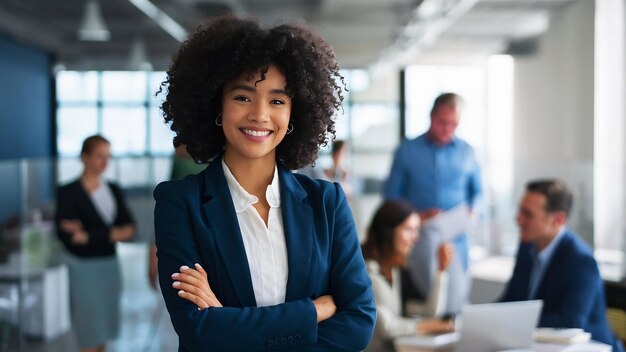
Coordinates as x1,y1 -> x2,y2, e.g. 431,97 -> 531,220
153,14 -> 376,351
362,200 -> 454,352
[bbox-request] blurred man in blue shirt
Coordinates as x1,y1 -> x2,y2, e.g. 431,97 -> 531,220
384,92 -> 481,315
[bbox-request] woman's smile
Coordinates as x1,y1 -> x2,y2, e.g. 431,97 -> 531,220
240,127 -> 273,139
221,64 -> 291,166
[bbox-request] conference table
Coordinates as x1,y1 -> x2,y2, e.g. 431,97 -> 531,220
394,334 -> 612,352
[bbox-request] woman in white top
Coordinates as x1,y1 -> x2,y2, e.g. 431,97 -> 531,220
362,200 -> 454,352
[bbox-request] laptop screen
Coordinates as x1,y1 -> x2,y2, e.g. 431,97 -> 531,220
456,300 -> 543,352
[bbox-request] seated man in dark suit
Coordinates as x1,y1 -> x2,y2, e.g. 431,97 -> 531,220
500,179 -> 624,351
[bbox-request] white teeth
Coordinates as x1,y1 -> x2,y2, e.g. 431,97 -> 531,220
242,129 -> 270,137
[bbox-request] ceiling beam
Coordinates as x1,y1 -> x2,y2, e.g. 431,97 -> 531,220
127,0 -> 187,42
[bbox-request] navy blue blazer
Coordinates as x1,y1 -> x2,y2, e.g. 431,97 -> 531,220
154,160 -> 376,351
500,229 -> 623,351
56,180 -> 135,257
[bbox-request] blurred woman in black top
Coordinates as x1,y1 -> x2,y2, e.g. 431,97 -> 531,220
55,135 -> 135,352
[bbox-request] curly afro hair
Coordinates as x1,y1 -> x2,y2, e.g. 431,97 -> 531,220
159,14 -> 345,170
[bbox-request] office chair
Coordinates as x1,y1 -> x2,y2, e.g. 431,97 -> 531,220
607,307 -> 626,345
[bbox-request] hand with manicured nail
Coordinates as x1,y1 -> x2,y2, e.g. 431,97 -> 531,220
172,263 -> 222,310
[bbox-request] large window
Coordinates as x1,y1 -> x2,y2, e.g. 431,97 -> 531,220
56,71 -> 174,186
56,71 -> 172,157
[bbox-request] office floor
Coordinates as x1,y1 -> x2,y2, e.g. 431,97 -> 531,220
16,243 -> 179,352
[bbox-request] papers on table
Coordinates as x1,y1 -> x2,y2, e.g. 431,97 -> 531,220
533,341 -> 613,352
394,332 -> 460,349
420,203 -> 471,241
533,328 -> 592,345
394,328 -> 610,352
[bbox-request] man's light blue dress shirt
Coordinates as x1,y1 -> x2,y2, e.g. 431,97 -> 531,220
384,133 -> 481,212
384,133 -> 482,267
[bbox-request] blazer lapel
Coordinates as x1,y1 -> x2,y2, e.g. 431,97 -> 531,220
517,243 -> 533,299
75,180 -> 108,227
202,160 -> 256,307
534,230 -> 570,299
279,167 -> 314,301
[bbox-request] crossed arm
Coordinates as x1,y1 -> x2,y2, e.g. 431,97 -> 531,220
56,184 -> 135,249
154,181 -> 376,351
59,219 -> 134,245
173,264 -> 337,323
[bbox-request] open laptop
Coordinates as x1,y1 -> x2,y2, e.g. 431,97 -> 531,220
455,300 -> 543,352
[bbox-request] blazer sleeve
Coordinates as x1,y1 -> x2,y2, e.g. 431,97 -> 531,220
55,183 -> 111,251
314,183 -> 376,351
154,181 -> 319,351
539,254 -> 600,328
499,245 -> 528,303
55,185 -> 77,249
498,268 -> 517,303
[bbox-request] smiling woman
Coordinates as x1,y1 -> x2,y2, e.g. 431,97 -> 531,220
153,14 -> 376,351
220,65 -> 292,171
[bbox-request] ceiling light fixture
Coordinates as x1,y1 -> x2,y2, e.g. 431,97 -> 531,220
127,39 -> 153,71
78,0 -> 110,41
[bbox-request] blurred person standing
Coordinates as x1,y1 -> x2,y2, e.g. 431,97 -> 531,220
56,135 -> 135,352
384,92 -> 482,315
324,140 -> 353,198
169,141 -> 207,181
299,140 -> 354,198
362,200 -> 454,351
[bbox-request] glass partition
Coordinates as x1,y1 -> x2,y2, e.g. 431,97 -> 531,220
0,156 -> 172,350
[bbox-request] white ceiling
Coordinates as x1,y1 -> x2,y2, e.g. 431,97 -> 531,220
0,0 -> 577,71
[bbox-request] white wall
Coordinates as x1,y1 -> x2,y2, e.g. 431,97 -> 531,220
595,0 -> 625,256
512,0 -> 595,245
351,70 -> 399,104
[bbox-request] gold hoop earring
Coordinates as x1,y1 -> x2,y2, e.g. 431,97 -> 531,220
286,124 -> 294,134
215,115 -> 222,126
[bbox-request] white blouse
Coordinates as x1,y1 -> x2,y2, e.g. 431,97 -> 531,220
222,160 -> 288,307
365,260 -> 449,352
89,181 -> 116,226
